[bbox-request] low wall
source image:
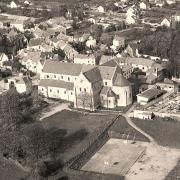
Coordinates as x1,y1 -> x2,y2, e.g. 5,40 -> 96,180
133,110 -> 180,121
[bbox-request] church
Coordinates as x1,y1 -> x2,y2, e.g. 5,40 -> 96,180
38,60 -> 133,110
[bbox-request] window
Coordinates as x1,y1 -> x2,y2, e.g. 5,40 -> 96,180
61,76 -> 63,79
84,88 -> 86,92
47,75 -> 49,78
42,88 -> 44,91
80,88 -> 81,91
71,92 -> 73,95
105,82 -> 107,86
64,91 -> 66,94
54,75 -> 56,78
68,77 -> 70,81
109,100 -> 111,103
57,90 -> 59,93
50,89 -> 52,92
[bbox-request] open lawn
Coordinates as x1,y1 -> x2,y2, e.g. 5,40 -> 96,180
109,117 -> 149,142
132,118 -> 180,149
42,110 -> 115,135
0,157 -> 28,180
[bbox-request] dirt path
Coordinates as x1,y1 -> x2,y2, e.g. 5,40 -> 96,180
123,103 -> 156,144
40,102 -> 70,121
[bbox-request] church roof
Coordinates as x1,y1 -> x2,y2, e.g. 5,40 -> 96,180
113,73 -> 130,87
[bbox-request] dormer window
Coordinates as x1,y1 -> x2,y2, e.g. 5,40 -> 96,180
105,82 -> 107,86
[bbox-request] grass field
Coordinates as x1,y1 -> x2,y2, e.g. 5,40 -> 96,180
109,116 -> 149,142
81,138 -> 145,176
42,110 -> 115,159
0,157 -> 28,180
132,118 -> 180,148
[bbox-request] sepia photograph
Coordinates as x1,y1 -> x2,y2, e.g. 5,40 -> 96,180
0,0 -> 180,179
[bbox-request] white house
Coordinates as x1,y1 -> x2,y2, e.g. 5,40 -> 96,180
137,87 -> 164,105
140,2 -> 149,10
74,54 -> 99,65
9,1 -> 18,8
126,6 -> 139,25
5,74 -> 32,94
20,51 -> 45,74
161,18 -> 171,27
166,0 -> 176,5
86,36 -> 97,48
0,53 -> 9,68
111,35 -> 125,52
97,6 -> 105,13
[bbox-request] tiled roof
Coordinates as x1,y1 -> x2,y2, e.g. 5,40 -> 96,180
113,73 -> 130,87
42,60 -> 82,76
83,67 -> 102,83
137,88 -> 164,99
39,79 -> 74,90
28,37 -> 44,47
98,66 -> 117,80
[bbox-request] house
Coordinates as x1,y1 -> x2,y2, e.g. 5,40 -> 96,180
134,110 -> 154,120
86,36 -> 97,48
38,60 -> 133,110
99,55 -> 116,65
137,87 -> 164,105
166,0 -> 176,5
111,35 -> 125,52
27,37 -> 45,51
20,51 -> 45,74
9,1 -> 18,8
0,53 -> 9,68
117,57 -> 154,72
161,18 -> 171,27
97,6 -> 105,13
74,54 -> 99,65
4,74 -> 32,94
3,61 -> 13,71
126,6 -> 139,25
155,0 -> 165,7
124,43 -> 140,57
156,78 -> 178,92
140,2 -> 150,10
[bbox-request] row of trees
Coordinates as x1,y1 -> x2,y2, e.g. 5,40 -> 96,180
0,87 -> 65,179
138,27 -> 180,75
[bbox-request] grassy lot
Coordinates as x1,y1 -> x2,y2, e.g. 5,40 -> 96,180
42,110 -> 115,159
109,116 -> 149,142
42,110 -> 115,135
0,157 -> 28,180
132,118 -> 180,149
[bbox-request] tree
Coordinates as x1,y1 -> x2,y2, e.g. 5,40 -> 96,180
90,24 -> 103,40
0,87 -> 22,157
77,92 -> 93,111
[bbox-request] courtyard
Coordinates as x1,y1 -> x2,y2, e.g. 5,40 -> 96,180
81,138 -> 146,176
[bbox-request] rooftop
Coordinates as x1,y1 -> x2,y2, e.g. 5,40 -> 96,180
137,87 -> 164,99
39,79 -> 74,90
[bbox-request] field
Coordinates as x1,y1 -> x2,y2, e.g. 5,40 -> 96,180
42,110 -> 116,162
42,110 -> 115,135
132,118 -> 180,149
81,138 -> 145,176
0,157 -> 28,180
